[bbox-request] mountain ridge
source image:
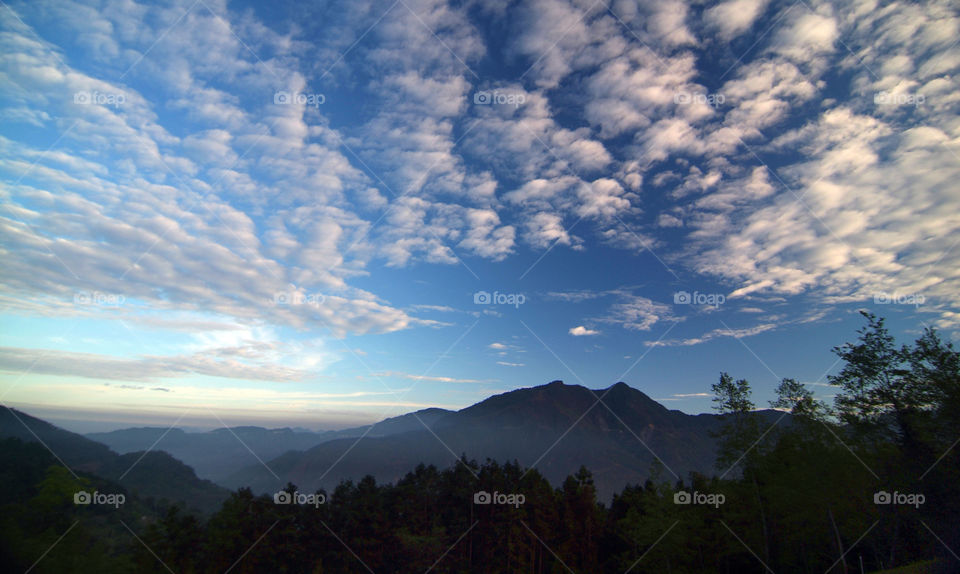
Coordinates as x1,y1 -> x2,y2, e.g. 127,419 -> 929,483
5,381 -> 785,504
87,406 -> 456,481
0,406 -> 229,513
223,380 -> 782,500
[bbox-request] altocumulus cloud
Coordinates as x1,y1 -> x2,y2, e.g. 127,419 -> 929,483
569,326 -> 601,336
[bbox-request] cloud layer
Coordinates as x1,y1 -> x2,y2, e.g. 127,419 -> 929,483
1,0 -> 957,396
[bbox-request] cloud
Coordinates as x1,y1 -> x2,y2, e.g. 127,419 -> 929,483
624,0 -> 960,331
508,0 -> 612,89
463,88 -> 633,246
657,213 -> 683,227
769,11 -> 838,65
546,289 -> 618,302
720,60 -> 820,130
457,208 -> 516,260
372,371 -> 490,384
2,0 -> 957,418
487,341 -> 524,358
687,106 -> 960,327
410,304 -> 458,313
600,295 -> 677,331
521,211 -> 577,249
0,0 -> 490,341
646,323 -> 778,347
655,392 -> 713,401
0,346 -> 311,383
552,289 -> 681,334
568,325 -> 600,336
704,0 -> 770,40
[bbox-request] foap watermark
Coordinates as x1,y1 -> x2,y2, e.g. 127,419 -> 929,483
474,490 -> 525,508
874,490 -> 925,509
74,490 -> 125,508
874,91 -> 924,107
273,292 -> 325,306
674,290 -> 725,307
274,490 -> 325,508
674,91 -> 725,107
474,90 -> 526,108
873,292 -> 924,307
74,290 -> 126,306
674,490 -> 725,508
473,290 -> 525,308
74,90 -> 126,107
274,90 -> 325,108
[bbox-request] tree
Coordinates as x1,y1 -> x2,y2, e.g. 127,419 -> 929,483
830,312 -> 922,446
711,372 -> 762,470
139,506 -> 204,574
771,378 -> 831,422
901,326 -> 960,447
557,466 -> 602,573
711,373 -> 772,564
829,312 -> 960,569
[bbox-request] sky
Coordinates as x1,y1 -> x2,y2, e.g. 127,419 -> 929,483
0,0 -> 957,433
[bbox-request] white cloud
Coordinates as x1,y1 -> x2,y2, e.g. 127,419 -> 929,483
372,371 -> 490,384
584,49 -> 700,138
657,213 -> 683,227
687,106 -> 960,327
0,345 -> 315,383
596,294 -> 677,331
0,1 -> 436,339
569,325 -> 600,336
521,211 -> 578,249
769,11 -> 839,67
509,0 -> 610,89
546,289 -> 620,302
411,304 -> 458,313
646,323 -> 777,347
457,208 -> 516,260
704,0 -> 770,41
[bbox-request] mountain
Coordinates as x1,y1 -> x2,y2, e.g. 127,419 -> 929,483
342,407 -> 454,437
87,426 -> 335,482
223,381 -> 787,501
0,406 -> 228,513
86,407 -> 455,482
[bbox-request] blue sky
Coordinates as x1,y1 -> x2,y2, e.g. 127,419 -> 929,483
0,0 -> 957,432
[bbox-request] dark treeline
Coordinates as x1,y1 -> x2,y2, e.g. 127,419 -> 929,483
2,312 -> 958,573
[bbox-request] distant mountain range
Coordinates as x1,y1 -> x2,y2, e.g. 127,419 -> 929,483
0,406 -> 228,514
223,381 -> 786,500
86,407 -> 454,482
4,381 -> 788,506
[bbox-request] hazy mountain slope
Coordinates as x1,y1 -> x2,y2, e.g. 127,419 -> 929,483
87,426 -> 337,482
336,407 -> 454,438
86,407 -> 455,481
223,381 -> 786,500
0,406 -> 228,513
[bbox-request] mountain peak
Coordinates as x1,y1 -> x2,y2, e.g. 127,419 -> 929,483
223,379 -> 731,502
